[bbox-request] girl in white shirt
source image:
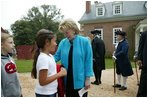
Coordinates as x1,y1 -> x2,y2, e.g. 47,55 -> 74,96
31,29 -> 67,97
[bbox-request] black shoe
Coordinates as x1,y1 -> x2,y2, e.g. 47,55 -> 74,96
119,86 -> 127,91
113,84 -> 121,88
91,81 -> 99,85
98,81 -> 102,84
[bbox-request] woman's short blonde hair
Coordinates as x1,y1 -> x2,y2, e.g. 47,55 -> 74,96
59,18 -> 80,34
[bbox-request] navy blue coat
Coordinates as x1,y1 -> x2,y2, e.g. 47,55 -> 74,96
115,39 -> 133,76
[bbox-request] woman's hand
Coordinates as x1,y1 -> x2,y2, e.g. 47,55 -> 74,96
84,77 -> 91,90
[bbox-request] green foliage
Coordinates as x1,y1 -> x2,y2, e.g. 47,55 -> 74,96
56,32 -> 65,45
126,25 -> 136,60
11,4 -> 64,46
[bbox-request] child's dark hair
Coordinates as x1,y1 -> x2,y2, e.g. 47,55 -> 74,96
31,29 -> 55,79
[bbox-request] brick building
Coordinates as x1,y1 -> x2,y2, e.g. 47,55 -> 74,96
79,1 -> 147,57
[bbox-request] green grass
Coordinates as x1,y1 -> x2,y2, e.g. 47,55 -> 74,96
16,60 -> 33,73
105,58 -> 114,69
105,58 -> 135,69
15,58 -> 135,73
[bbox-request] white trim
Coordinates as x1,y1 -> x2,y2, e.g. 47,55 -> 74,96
145,2 -> 147,8
135,31 -> 140,51
136,24 -> 147,31
113,3 -> 122,15
95,28 -> 103,40
113,28 -> 122,44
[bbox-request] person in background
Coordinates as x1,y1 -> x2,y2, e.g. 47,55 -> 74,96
112,30 -> 133,91
54,18 -> 93,97
91,30 -> 105,85
136,31 -> 147,97
1,31 -> 22,97
31,29 -> 67,97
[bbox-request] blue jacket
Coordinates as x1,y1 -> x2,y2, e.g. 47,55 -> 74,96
54,35 -> 93,89
115,39 -> 133,76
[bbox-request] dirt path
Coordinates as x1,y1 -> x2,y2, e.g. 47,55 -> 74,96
18,69 -> 140,97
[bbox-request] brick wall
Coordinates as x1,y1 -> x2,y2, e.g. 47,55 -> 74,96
16,45 -> 57,60
16,45 -> 33,60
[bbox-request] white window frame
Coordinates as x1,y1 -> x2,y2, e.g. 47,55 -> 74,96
113,3 -> 122,15
96,6 -> 105,16
95,28 -> 103,40
113,28 -> 122,44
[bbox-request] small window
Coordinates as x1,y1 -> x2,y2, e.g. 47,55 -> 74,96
98,7 -> 103,15
113,3 -> 122,15
95,2 -> 105,16
97,7 -> 104,16
96,6 -> 105,16
115,5 -> 121,14
113,28 -> 122,44
95,29 -> 103,40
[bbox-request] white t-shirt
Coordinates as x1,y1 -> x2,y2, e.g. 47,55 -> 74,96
35,52 -> 58,95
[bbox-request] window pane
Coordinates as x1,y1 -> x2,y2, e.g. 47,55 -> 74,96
98,7 -> 103,15
115,5 -> 121,14
113,28 -> 122,44
95,29 -> 103,40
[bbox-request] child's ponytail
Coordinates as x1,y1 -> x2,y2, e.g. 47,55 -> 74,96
31,48 -> 40,79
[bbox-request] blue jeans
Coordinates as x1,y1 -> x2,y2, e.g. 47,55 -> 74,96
35,93 -> 56,97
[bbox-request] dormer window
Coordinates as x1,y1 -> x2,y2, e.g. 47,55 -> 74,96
95,2 -> 105,16
96,7 -> 105,16
113,2 -> 123,15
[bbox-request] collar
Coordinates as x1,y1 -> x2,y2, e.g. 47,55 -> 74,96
68,35 -> 77,43
94,35 -> 100,39
1,54 -> 10,59
119,39 -> 124,42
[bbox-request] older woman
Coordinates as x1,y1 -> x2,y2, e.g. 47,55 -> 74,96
54,18 -> 93,97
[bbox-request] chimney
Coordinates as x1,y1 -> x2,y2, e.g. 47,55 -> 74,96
86,1 -> 91,14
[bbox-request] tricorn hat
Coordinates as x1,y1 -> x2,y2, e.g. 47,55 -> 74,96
91,30 -> 101,34
115,30 -> 126,36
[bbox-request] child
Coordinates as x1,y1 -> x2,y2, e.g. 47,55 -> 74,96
31,29 -> 67,97
1,31 -> 22,97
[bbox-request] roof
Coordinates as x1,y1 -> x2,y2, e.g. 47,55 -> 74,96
79,1 -> 147,24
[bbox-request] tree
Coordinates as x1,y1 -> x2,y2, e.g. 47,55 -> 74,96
11,4 -> 64,45
126,25 -> 136,60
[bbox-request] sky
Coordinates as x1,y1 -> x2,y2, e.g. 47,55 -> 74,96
1,0 -> 124,32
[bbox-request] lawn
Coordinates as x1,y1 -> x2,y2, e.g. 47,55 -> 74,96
16,60 -> 33,73
15,58 -> 135,73
105,58 -> 135,69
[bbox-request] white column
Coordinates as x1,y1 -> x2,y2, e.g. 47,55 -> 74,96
140,27 -> 144,32
135,27 -> 143,51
